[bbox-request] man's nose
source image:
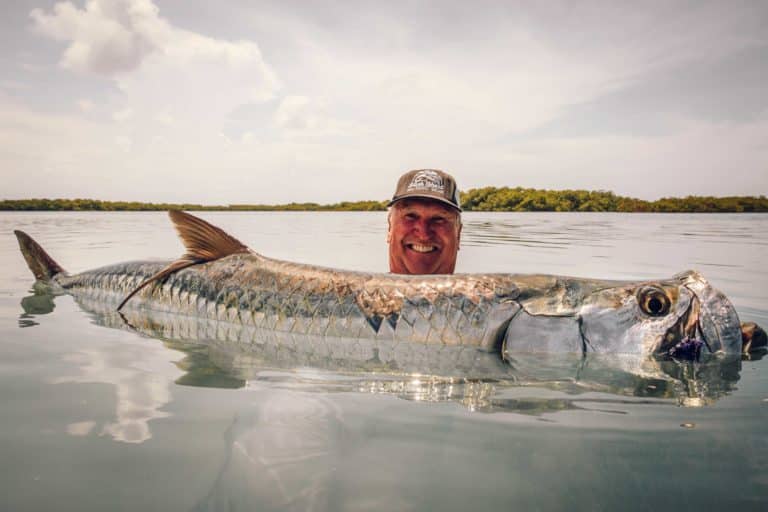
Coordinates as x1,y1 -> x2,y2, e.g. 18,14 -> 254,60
412,219 -> 433,237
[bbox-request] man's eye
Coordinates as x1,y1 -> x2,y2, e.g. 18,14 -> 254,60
404,213 -> 418,221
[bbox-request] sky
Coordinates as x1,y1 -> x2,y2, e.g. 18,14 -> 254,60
1,0 -> 767,204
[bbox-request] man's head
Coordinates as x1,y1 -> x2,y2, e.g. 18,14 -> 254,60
387,169 -> 462,274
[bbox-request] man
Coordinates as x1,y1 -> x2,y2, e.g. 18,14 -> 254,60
387,169 -> 462,274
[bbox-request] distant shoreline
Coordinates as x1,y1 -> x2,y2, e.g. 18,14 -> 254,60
2,187 -> 767,213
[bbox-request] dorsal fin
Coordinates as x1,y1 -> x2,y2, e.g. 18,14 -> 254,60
168,210 -> 249,262
117,211 -> 249,311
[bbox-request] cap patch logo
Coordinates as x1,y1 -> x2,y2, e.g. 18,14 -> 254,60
407,170 -> 444,193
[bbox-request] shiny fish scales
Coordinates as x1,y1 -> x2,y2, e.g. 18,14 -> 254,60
15,211 -> 753,357
59,254 -> 522,349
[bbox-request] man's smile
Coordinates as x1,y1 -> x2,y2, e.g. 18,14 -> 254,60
406,242 -> 439,254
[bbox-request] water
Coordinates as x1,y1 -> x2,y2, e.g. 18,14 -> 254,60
1,211 -> 767,511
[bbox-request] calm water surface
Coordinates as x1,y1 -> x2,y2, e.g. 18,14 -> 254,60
1,212 -> 767,511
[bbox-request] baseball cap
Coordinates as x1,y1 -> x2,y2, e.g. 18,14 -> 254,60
387,169 -> 462,212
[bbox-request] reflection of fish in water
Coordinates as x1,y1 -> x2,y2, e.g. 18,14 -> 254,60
19,283 -> 753,408
18,291 -> 55,328
14,211 -> 766,361
21,275 -> 751,409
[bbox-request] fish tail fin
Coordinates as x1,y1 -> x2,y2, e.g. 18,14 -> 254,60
14,230 -> 66,281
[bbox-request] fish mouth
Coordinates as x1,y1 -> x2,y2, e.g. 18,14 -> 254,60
655,271 -> 743,359
405,242 -> 439,254
656,296 -> 708,358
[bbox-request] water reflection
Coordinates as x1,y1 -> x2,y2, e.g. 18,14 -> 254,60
355,377 -> 667,414
18,287 -> 56,327
52,346 -> 174,444
506,353 -> 745,407
20,290 -> 179,444
191,392 -> 346,511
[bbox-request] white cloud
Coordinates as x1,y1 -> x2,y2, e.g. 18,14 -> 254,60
77,98 -> 95,112
20,62 -> 44,73
0,80 -> 27,91
112,107 -> 132,121
19,0 -> 286,203
30,0 -> 161,75
4,1 -> 765,203
67,421 -> 96,436
274,95 -> 320,131
153,112 -> 173,125
272,94 -> 364,139
471,118 -> 768,199
30,0 -> 281,117
114,134 -> 132,152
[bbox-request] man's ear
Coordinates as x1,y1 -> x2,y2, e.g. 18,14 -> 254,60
457,222 -> 462,250
386,215 -> 392,243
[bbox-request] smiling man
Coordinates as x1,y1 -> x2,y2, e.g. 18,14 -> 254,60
387,169 -> 463,274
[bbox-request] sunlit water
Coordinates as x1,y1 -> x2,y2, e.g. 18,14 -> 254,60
1,211 -> 767,511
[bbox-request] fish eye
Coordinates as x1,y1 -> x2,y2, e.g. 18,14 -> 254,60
637,286 -> 671,317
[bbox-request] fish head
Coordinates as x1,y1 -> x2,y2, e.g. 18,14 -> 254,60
578,270 -> 742,357
671,270 -> 744,354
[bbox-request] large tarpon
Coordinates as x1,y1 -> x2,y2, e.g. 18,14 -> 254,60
14,211 -> 765,359
18,290 -> 747,407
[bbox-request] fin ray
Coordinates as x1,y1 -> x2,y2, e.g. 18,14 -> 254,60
117,211 -> 249,311
169,210 -> 248,261
116,260 -> 198,311
14,230 -> 65,281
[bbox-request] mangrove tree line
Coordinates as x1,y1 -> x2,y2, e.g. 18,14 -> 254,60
2,188 -> 767,213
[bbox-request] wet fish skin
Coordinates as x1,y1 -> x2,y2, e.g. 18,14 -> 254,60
53,254 -> 524,350
38,254 -> 739,357
14,212 -> 745,356
21,288 -> 748,408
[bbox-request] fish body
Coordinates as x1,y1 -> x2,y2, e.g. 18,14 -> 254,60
14,211 -> 756,358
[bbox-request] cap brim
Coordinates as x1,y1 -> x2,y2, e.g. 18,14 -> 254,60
387,193 -> 462,212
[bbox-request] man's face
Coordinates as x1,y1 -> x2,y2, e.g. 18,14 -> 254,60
388,199 -> 461,274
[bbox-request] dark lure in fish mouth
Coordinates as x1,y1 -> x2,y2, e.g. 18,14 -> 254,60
654,288 -> 767,360
664,324 -> 766,361
656,293 -> 709,359
667,337 -> 706,360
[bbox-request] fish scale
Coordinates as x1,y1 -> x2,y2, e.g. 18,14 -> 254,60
43,254 -> 638,351
14,212 -> 751,356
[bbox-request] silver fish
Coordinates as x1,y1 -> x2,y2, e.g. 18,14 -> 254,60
14,210 -> 763,358
20,290 -> 750,408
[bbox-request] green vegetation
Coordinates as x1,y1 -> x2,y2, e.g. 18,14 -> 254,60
0,198 -> 388,212
460,187 -> 768,212
2,189 -> 767,212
